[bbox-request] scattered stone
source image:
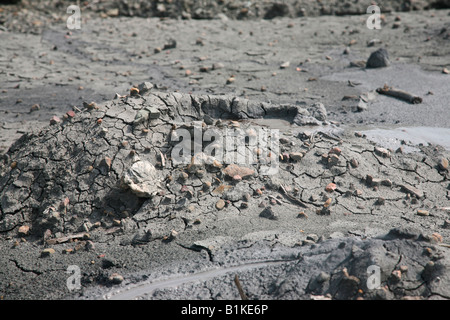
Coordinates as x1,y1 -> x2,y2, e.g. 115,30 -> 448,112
109,273 -> 124,284
223,164 -> 254,179
438,158 -> 448,171
289,152 -> 303,162
212,62 -> 225,70
226,77 -> 235,84
259,206 -> 278,220
328,147 -> 341,156
30,104 -> 40,112
325,183 -> 337,192
41,248 -> 56,257
130,87 -> 139,96
163,38 -> 177,50
417,209 -> 429,216
376,197 -> 385,205
18,225 -> 30,236
280,61 -> 290,69
328,154 -> 340,166
367,39 -> 382,47
400,184 -> 424,199
350,158 -> 359,168
366,48 -> 390,68
216,199 -> 226,210
297,212 -> 308,219
374,147 -> 391,158
137,82 -> 153,94
49,116 -> 61,125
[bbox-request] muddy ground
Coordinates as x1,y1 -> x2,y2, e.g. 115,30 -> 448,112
0,1 -> 449,301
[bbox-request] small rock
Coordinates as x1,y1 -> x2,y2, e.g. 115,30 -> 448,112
289,152 -> 303,162
280,61 -> 290,69
325,183 -> 337,192
66,110 -> 76,118
376,197 -> 385,205
109,273 -> 124,284
240,202 -> 249,209
297,212 -> 308,219
366,48 -> 390,68
137,82 -> 153,94
18,225 -> 30,236
216,199 -> 226,210
259,206 -> 278,220
438,158 -> 448,171
226,77 -> 235,84
400,184 -> 424,199
30,104 -> 40,112
212,62 -> 224,70
130,87 -> 139,96
417,209 -> 429,216
350,158 -> 359,168
223,164 -> 254,179
328,147 -> 342,156
163,38 -> 177,50
328,154 -> 340,165
374,147 -> 391,158
367,39 -> 382,47
41,248 -> 56,257
50,116 -> 61,125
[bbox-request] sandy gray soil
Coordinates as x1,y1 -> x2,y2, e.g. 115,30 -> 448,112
0,1 -> 449,302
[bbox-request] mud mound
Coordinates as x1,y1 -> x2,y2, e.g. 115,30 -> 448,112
0,86 -> 327,238
1,85 -> 449,246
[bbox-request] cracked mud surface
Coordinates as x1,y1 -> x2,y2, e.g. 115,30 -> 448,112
1,2 -> 450,300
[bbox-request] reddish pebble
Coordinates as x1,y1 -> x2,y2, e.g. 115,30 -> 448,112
66,110 -> 75,118
325,183 -> 337,192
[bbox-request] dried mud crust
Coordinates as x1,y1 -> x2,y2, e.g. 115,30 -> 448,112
0,88 -> 449,241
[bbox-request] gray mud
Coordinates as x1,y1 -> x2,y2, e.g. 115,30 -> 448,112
0,2 -> 449,301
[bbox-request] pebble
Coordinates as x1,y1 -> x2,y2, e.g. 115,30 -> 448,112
18,225 -> 30,236
216,199 -> 225,210
350,158 -> 359,168
400,184 -> 424,199
374,147 -> 391,158
66,110 -> 76,118
297,212 -> 308,219
289,152 -> 304,162
280,61 -> 290,69
325,183 -> 337,192
438,158 -> 448,171
49,116 -> 61,125
41,248 -> 56,257
417,209 -> 429,216
259,206 -> 278,220
109,273 -> 124,284
328,147 -> 342,156
130,87 -> 139,96
226,77 -> 235,84
328,154 -> 339,165
366,48 -> 390,68
30,104 -> 40,112
240,202 -> 248,209
223,164 -> 254,179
